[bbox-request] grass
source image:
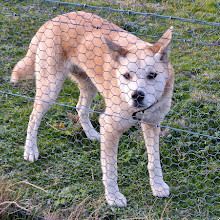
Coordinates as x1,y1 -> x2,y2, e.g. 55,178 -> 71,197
0,0 -> 219,219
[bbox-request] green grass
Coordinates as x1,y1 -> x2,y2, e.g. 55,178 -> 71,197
0,0 -> 219,219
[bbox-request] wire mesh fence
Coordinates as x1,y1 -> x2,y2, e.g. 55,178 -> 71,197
0,0 -> 219,219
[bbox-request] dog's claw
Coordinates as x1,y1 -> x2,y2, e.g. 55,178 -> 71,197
106,192 -> 127,207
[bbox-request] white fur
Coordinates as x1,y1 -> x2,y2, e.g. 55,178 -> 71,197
117,54 -> 166,109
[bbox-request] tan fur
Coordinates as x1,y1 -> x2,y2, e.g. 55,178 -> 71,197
11,11 -> 174,207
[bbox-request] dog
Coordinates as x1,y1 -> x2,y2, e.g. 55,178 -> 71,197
11,11 -> 174,207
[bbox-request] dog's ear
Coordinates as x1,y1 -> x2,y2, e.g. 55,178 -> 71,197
104,37 -> 129,61
152,27 -> 173,62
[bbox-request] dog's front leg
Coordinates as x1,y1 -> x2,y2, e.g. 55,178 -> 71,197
99,114 -> 127,207
141,123 -> 170,197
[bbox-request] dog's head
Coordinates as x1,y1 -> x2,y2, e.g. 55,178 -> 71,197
104,27 -> 174,112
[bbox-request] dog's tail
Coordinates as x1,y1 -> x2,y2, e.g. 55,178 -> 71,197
10,21 -> 49,84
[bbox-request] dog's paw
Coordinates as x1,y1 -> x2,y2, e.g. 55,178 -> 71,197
24,146 -> 39,162
151,179 -> 170,197
106,191 -> 127,207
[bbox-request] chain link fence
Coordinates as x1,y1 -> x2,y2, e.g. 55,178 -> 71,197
0,0 -> 219,219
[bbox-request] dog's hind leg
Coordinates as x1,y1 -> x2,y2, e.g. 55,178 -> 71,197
69,72 -> 100,140
24,53 -> 67,162
77,86 -> 100,140
141,123 -> 170,197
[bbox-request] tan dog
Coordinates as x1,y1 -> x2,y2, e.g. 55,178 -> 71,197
11,11 -> 174,207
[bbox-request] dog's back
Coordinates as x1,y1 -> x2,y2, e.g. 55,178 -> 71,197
10,12 -> 123,83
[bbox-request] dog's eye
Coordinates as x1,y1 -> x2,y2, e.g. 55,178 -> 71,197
123,72 -> 131,80
147,72 -> 157,80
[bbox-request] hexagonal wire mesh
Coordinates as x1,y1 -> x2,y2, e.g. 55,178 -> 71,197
0,0 -> 219,219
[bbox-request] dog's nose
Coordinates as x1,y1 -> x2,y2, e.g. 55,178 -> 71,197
131,90 -> 145,103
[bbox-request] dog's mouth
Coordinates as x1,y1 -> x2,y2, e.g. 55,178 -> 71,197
132,100 -> 158,120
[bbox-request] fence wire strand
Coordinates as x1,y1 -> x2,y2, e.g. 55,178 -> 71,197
1,90 -> 219,141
